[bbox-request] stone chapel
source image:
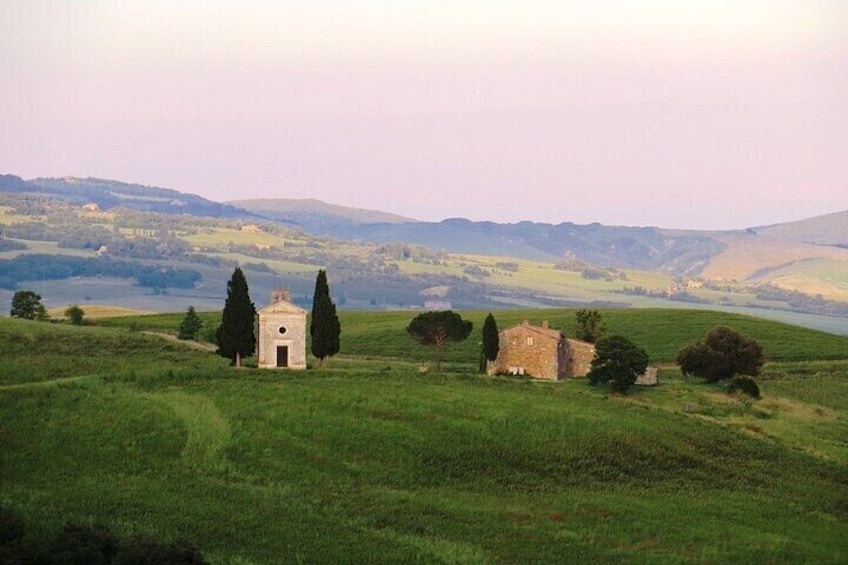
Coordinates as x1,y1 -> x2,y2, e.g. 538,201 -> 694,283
256,289 -> 308,370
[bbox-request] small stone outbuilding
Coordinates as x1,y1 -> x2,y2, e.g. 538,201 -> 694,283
487,320 -> 596,380
256,289 -> 307,370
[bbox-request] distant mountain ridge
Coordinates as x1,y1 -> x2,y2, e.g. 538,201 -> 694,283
230,198 -> 414,230
0,175 -> 255,219
3,173 -> 847,287
754,210 -> 848,247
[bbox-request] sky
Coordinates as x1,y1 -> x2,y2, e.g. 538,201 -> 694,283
1,0 -> 846,230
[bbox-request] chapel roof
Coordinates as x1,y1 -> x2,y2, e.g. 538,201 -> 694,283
257,299 -> 307,315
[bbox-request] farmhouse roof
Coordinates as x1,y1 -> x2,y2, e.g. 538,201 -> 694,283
501,320 -> 564,341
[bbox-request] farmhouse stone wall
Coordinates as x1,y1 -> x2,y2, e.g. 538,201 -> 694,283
636,366 -> 659,386
565,339 -> 596,378
488,321 -> 597,381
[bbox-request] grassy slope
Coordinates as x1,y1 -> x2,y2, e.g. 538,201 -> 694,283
1,314 -> 847,563
96,307 -> 848,366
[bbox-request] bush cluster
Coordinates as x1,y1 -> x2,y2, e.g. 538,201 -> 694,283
727,376 -> 761,399
0,507 -> 206,564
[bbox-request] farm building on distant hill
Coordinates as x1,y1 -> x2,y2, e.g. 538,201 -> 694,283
256,289 -> 307,370
488,320 -> 595,380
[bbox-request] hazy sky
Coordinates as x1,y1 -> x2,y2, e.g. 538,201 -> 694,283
1,1 -> 845,229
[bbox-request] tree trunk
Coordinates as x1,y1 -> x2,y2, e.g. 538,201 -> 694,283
235,351 -> 241,368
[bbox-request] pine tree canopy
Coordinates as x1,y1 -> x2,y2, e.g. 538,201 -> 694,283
178,305 -> 203,340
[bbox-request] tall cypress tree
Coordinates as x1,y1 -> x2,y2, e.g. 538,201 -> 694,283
215,267 -> 256,367
310,269 -> 341,365
481,312 -> 500,372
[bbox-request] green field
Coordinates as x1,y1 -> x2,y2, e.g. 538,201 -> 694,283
1,311 -> 847,563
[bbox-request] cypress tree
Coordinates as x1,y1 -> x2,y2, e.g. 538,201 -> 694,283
178,305 -> 203,340
215,267 -> 256,367
310,269 -> 341,365
481,312 -> 499,372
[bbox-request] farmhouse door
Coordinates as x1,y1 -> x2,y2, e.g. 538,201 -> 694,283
276,345 -> 289,368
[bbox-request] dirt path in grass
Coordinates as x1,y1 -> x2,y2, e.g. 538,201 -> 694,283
142,331 -> 217,352
0,374 -> 98,390
148,391 -> 233,474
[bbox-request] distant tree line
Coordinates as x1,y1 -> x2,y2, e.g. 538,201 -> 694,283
4,222 -> 195,261
755,284 -> 848,316
0,254 -> 201,291
553,259 -> 628,281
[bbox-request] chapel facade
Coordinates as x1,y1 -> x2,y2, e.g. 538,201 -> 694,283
256,289 -> 308,370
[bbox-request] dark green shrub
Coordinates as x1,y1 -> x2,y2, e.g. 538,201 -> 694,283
587,335 -> 649,394
676,325 -> 764,382
0,506 -> 26,545
47,522 -> 119,564
115,535 -> 208,565
727,376 -> 761,399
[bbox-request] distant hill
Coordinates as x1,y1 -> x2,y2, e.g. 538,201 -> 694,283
753,210 -> 848,247
3,172 -> 848,312
0,175 -> 254,219
231,198 -> 415,230
266,216 -> 726,274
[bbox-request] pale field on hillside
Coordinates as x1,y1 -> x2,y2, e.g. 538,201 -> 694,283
703,233 -> 848,283
183,228 -> 295,248
759,258 -> 848,301
0,207 -> 34,225
46,304 -> 150,318
0,240 -> 96,260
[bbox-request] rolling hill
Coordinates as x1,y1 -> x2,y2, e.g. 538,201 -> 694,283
1,312 -> 847,562
230,197 -> 415,230
0,174 -> 254,218
754,210 -> 848,246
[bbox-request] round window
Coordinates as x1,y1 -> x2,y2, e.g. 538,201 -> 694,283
278,326 -> 287,335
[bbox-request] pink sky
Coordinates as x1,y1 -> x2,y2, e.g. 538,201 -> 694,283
1,1 -> 846,229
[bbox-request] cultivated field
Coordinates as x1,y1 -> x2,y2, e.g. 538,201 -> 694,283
1,311 -> 847,563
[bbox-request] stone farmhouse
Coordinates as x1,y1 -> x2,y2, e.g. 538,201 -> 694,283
256,289 -> 307,370
488,320 -> 596,380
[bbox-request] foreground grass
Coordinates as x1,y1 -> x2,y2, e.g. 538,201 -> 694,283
1,316 -> 847,563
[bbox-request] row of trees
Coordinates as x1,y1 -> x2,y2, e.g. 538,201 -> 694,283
0,253 -> 201,291
401,307 -> 763,396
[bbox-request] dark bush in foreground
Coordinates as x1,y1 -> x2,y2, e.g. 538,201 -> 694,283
727,376 -> 761,399
48,523 -> 119,564
676,325 -> 764,382
587,335 -> 649,394
0,510 -> 207,565
115,535 -> 207,565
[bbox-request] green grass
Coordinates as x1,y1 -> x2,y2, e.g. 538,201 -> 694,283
0,317 -> 228,386
334,308 -> 848,365
97,307 -> 848,367
1,314 -> 847,563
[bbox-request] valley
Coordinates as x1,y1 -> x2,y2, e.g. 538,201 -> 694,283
1,174 -> 847,336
